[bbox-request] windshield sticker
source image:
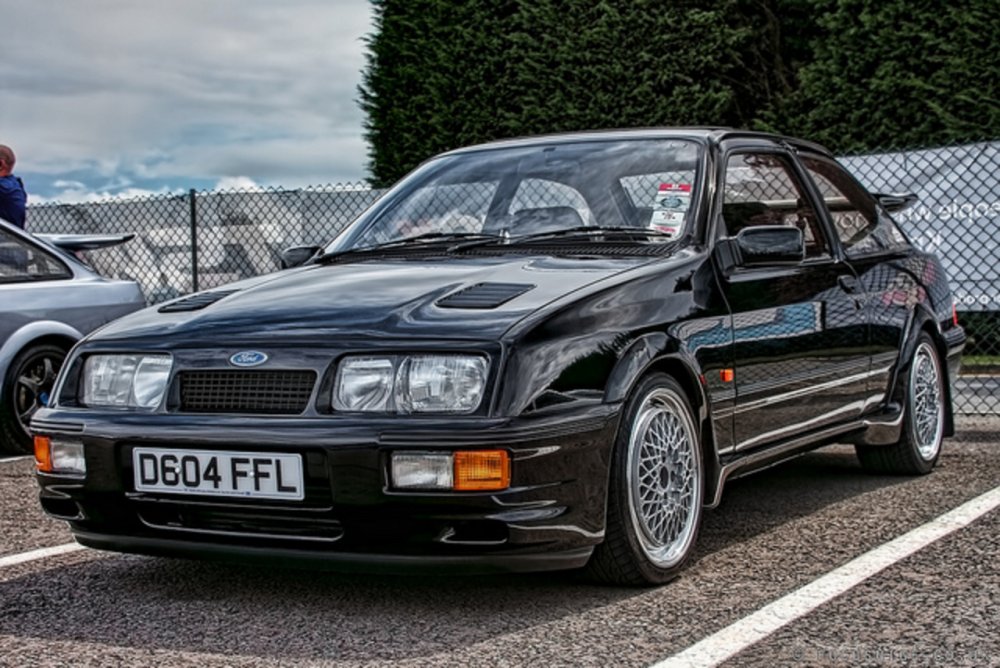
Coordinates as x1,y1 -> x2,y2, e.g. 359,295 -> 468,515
649,183 -> 691,238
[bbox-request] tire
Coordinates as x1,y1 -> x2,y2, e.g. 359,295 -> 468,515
0,344 -> 67,455
586,373 -> 704,586
856,333 -> 945,475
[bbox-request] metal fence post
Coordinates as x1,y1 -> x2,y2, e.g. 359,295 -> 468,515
189,188 -> 199,293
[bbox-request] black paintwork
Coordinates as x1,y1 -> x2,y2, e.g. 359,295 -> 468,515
32,128 -> 966,573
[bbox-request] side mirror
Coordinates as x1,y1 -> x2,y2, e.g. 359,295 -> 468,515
279,245 -> 322,269
874,192 -> 918,213
736,226 -> 804,266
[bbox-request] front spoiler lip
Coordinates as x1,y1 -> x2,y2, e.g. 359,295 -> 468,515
71,530 -> 594,575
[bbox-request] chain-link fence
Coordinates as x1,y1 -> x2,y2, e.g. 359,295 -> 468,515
25,141 -> 999,414
27,184 -> 382,302
843,141 -> 999,415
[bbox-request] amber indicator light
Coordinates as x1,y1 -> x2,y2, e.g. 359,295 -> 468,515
34,436 -> 53,473
720,368 -> 735,383
453,450 -> 510,491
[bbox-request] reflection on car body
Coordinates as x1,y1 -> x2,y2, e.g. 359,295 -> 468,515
32,129 -> 965,585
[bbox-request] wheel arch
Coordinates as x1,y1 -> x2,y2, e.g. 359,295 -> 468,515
0,321 -> 81,405
603,336 -> 721,509
892,306 -> 955,438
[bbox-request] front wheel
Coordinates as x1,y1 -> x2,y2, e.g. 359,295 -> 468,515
857,333 -> 945,474
1,344 -> 67,454
586,373 -> 704,586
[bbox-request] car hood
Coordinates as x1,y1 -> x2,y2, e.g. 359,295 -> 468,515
92,254 -> 659,343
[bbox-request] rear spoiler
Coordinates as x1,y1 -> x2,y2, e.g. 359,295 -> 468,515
874,192 -> 918,213
35,233 -> 136,252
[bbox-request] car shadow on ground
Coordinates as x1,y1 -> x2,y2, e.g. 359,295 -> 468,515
0,444 -> 920,663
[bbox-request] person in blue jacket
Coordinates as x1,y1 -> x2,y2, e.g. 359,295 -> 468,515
0,144 -> 27,229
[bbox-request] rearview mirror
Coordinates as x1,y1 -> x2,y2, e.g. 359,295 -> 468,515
279,245 -> 322,269
736,226 -> 804,266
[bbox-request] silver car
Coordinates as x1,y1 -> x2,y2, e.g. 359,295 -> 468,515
0,220 -> 145,454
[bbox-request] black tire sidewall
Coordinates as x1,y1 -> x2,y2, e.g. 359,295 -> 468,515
1,343 -> 67,454
607,372 -> 704,584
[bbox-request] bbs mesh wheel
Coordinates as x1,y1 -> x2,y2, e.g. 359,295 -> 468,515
586,373 -> 703,586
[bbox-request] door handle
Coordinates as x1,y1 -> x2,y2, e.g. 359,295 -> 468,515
838,275 -> 861,294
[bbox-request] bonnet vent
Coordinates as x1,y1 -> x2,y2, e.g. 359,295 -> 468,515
437,282 -> 535,309
158,289 -> 240,313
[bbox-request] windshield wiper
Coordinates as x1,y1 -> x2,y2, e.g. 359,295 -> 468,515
509,226 -> 677,244
315,232 -> 505,263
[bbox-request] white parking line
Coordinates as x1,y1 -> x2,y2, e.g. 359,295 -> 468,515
652,484 -> 1000,668
0,455 -> 33,465
0,543 -> 85,569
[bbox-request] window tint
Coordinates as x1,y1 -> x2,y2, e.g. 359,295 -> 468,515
722,153 -> 829,258
800,155 -> 909,256
0,228 -> 71,282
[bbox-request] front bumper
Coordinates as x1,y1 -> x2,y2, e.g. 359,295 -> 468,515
33,405 -> 618,574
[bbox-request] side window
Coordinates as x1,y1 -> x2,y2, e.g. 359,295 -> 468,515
722,152 -> 830,259
0,228 -> 71,283
800,155 -> 909,256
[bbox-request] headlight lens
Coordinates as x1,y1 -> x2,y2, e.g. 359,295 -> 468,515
397,355 -> 489,413
82,354 -> 173,410
333,357 -> 395,412
334,354 -> 488,413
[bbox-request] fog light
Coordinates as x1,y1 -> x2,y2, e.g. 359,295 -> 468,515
391,452 -> 453,489
454,450 -> 510,491
34,436 -> 52,473
51,440 -> 86,475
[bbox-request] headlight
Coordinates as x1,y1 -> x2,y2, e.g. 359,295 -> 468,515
333,354 -> 488,413
82,354 -> 172,410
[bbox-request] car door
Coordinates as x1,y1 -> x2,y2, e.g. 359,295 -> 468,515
714,146 -> 871,452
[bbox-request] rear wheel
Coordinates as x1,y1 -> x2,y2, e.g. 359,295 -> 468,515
587,373 -> 703,586
857,333 -> 945,474
1,344 -> 67,455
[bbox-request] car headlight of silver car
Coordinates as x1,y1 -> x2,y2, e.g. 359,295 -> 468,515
334,354 -> 488,413
81,354 -> 173,410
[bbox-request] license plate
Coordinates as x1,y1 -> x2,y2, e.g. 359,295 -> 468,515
132,448 -> 304,501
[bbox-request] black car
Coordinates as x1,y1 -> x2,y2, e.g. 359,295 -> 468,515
32,129 -> 965,585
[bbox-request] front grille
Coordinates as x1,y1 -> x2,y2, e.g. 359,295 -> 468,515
178,370 -> 317,414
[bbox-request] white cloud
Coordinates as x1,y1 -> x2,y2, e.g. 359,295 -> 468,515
29,186 -> 184,206
1,1 -> 374,194
214,176 -> 261,192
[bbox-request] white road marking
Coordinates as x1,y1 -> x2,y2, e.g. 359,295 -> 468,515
0,455 -> 33,465
0,543 -> 85,569
652,484 -> 1000,668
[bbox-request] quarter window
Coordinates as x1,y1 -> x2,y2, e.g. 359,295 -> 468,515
800,155 -> 909,256
0,228 -> 71,283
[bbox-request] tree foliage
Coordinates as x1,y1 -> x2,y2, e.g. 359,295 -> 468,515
765,0 -> 1000,153
360,0 -> 999,184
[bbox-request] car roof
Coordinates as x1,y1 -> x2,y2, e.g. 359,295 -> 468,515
440,127 -> 834,159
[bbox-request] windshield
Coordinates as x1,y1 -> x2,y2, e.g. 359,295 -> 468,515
328,138 -> 703,253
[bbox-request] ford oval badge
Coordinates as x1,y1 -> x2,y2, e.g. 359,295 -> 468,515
229,351 -> 268,367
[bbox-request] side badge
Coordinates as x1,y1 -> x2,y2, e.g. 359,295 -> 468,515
229,351 -> 268,367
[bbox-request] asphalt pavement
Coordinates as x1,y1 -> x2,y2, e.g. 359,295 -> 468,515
0,419 -> 998,667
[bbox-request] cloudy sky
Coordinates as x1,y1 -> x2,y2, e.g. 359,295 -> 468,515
0,1 -> 374,203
